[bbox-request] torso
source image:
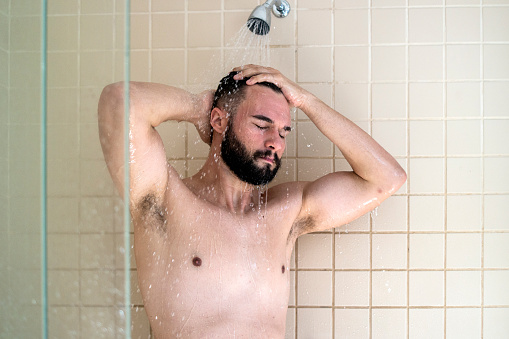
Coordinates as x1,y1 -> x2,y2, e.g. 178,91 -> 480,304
132,170 -> 303,338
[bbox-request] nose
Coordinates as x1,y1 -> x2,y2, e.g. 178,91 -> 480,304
264,131 -> 285,153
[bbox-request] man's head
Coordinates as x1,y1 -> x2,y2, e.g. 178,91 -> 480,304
210,71 -> 291,186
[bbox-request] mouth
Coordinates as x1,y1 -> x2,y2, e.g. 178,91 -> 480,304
258,156 -> 274,164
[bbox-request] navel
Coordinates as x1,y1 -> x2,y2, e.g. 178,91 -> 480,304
192,256 -> 202,267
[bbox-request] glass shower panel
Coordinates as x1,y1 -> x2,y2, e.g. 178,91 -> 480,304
0,1 -> 45,337
46,0 -> 132,337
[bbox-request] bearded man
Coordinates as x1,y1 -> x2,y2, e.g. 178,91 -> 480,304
98,65 -> 406,338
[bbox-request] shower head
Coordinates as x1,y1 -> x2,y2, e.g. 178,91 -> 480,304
247,0 -> 291,36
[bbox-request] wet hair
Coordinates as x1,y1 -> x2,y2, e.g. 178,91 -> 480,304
211,71 -> 283,142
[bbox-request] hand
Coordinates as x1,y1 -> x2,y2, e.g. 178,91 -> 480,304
194,89 -> 215,145
232,64 -> 309,109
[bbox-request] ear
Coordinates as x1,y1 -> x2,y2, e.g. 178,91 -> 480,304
210,107 -> 229,135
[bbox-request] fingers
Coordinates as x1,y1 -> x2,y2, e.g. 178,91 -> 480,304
232,64 -> 282,87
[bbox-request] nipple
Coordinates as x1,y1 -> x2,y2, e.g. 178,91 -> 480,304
192,256 -> 202,267
281,265 -> 286,274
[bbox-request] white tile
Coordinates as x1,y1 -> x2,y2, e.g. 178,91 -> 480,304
447,45 -> 481,80
298,10 -> 332,45
484,45 -> 509,79
409,82 -> 444,119
484,195 -> 509,231
409,196 -> 444,232
297,308 -> 332,338
446,157 -> 482,193
372,195 -> 407,232
297,121 -> 334,157
409,234 -> 444,269
483,82 -> 509,117
409,309 -> 444,339
446,233 -> 481,269
447,120 -> 481,155
297,47 -> 333,82
446,82 -> 481,118
446,308 -> 481,339
371,8 -> 406,44
446,271 -> 481,306
446,195 -> 481,231
409,45 -> 443,81
372,271 -> 407,306
483,308 -> 509,338
335,271 -> 370,306
410,120 -> 444,156
446,7 -> 481,42
484,233 -> 509,269
335,233 -> 370,269
335,84 -> 369,121
335,46 -> 369,82
483,7 -> 509,42
297,271 -> 333,306
297,233 -> 333,269
334,9 -> 369,45
409,8 -> 443,43
484,119 -> 509,155
372,234 -> 407,269
373,121 -> 407,157
484,271 -> 509,306
409,271 -> 444,306
372,46 -> 406,82
372,308 -> 407,339
372,83 -> 407,119
335,309 -> 370,338
409,158 -> 444,194
484,157 -> 509,193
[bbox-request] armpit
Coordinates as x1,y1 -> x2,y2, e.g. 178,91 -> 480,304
288,214 -> 315,243
135,193 -> 167,232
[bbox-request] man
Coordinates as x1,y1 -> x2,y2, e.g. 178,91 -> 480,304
98,65 -> 406,338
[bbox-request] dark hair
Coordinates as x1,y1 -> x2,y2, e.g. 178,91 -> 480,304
210,71 -> 283,142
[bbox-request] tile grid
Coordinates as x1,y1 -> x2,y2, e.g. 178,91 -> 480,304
479,1 -> 485,336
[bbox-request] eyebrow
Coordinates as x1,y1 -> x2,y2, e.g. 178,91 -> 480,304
252,114 -> 292,132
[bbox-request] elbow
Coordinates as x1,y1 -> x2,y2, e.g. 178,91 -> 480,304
388,165 -> 407,194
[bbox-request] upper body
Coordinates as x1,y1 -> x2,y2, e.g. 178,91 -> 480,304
98,65 -> 406,338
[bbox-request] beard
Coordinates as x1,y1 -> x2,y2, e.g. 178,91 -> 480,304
221,122 -> 281,186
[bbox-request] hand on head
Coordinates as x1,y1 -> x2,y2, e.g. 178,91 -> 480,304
232,64 -> 308,109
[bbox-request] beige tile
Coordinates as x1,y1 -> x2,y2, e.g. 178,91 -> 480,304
48,52 -> 78,87
80,15 -> 114,50
446,82 -> 481,118
151,50 -> 185,85
484,271 -> 509,305
48,15 -> 79,51
155,121 -> 186,159
115,270 -> 144,305
296,308 -> 332,337
80,234 -> 116,269
80,87 -> 105,123
372,46 -> 406,82
335,233 -> 370,269
447,45 -> 480,80
409,82 -> 444,118
409,234 -> 444,269
48,159 -> 80,196
484,119 -> 509,155
297,233 -> 333,269
484,233 -> 509,269
483,7 -> 509,42
335,271 -> 370,306
80,160 -> 116,196
130,50 -> 150,82
372,196 -> 407,232
48,0 -> 79,15
297,158 -> 333,181
372,309 -> 407,339
446,7 -> 481,42
447,157 -> 482,193
224,11 -> 250,43
80,123 -> 103,160
80,51 -> 114,87
225,0 -> 259,10
409,158 -> 444,194
297,271 -> 332,306
131,0 -> 149,13
372,83 -> 406,119
115,233 -> 136,270
49,306 -> 80,338
409,271 -> 444,306
336,0 -> 369,8
189,0 -> 221,11
372,234 -> 407,269
335,309 -> 370,338
80,306 -> 116,338
335,9 -> 368,45
335,46 -> 369,82
409,309 -> 443,338
446,233 -> 481,269
446,195 -> 481,231
188,13 -> 222,48
10,16 -> 40,52
484,82 -> 509,117
297,47 -> 332,82
409,8 -> 443,43
81,0 -> 113,14
410,120 -> 443,156
269,11 -> 295,45
483,308 -> 509,338
372,271 -> 407,306
373,0 -> 406,6
151,0 -> 185,11
285,308 -> 295,338
335,84 -> 369,121
130,14 -> 149,50
152,13 -> 185,48
80,197 -> 116,233
446,308 -> 481,339
484,195 -> 509,231
340,212 -> 370,232
130,306 -> 151,339
446,271 -> 481,306
484,45 -> 509,79
48,197 -> 80,233
187,49 -> 220,85
48,87 -> 79,124
300,0 -> 332,8
371,8 -> 406,44
297,121 -> 333,157
48,234 -> 80,269
447,120 -> 481,155
299,84 -> 333,112
409,45 -> 443,81
48,270 -> 80,305
298,10 -> 332,45
372,120 -> 407,157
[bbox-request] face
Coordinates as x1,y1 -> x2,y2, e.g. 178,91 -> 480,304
220,85 -> 291,186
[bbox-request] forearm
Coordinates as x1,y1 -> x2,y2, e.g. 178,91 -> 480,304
301,94 -> 406,188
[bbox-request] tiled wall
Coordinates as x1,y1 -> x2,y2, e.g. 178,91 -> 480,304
23,0 -> 509,337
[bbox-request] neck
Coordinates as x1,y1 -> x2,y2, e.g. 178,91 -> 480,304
194,144 -> 266,214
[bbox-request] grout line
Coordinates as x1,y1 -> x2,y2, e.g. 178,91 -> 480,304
442,2 -> 448,336
405,0 -> 410,337
479,1 -> 485,337
368,1 -> 374,338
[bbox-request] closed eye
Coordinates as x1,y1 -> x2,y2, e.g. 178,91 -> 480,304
255,124 -> 269,130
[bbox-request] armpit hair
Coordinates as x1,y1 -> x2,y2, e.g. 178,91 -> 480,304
135,193 -> 167,233
288,215 -> 315,243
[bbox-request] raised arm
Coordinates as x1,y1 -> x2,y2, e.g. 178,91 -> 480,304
233,65 -> 407,235
98,81 -> 213,207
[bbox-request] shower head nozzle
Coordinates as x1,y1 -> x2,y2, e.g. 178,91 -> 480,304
246,0 -> 290,36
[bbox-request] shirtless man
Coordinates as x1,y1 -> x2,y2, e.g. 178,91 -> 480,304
98,65 -> 406,338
